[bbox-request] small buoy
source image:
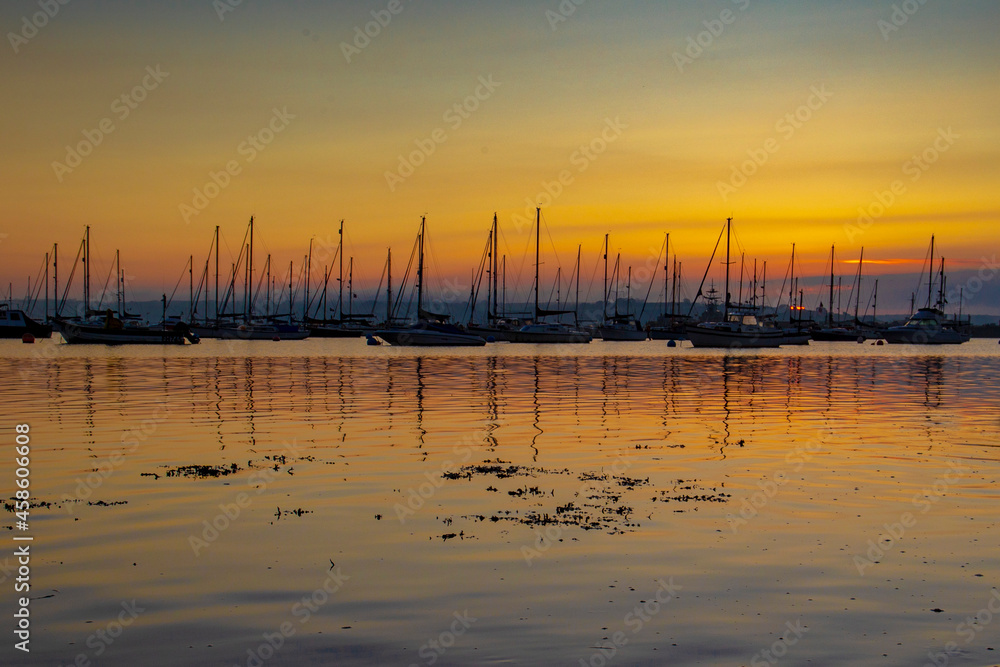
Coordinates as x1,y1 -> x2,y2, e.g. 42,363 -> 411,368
857,336 -> 865,343
366,336 -> 380,346
877,339 -> 885,346
272,336 -> 281,341
486,335 -> 496,343
22,333 -> 35,344
666,339 -> 677,348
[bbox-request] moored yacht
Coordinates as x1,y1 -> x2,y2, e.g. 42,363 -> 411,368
685,218 -> 784,349
506,208 -> 591,344
883,307 -> 970,345
883,237 -> 970,345
0,305 -> 53,339
372,217 -> 486,347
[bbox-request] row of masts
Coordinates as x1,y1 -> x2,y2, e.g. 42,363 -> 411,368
12,217 -> 958,327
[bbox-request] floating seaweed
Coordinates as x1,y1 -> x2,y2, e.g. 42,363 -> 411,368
431,459 -> 730,539
164,463 -> 241,478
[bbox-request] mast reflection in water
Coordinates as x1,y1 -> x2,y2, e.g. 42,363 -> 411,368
5,342 -> 1000,666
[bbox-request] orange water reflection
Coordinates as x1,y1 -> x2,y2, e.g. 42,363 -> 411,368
4,342 -> 1000,666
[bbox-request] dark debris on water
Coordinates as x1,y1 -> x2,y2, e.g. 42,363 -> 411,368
428,459 -> 731,540
164,463 -> 241,479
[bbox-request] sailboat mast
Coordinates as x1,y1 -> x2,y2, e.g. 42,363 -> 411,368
873,279 -> 879,324
501,256 -> 506,319
723,217 -> 731,320
214,225 -> 219,321
761,260 -> 765,308
927,235 -> 935,308
305,238 -> 313,322
483,220 -> 491,322
829,245 -> 835,326
288,260 -> 293,324
938,257 -> 946,308
555,267 -> 561,308
739,252 -> 745,306
613,254 -> 621,318
248,216 -> 254,319
243,244 -> 249,319
115,249 -> 121,316
44,251 -> 49,321
672,258 -> 679,317
348,257 -> 354,319
84,225 -> 90,315
492,214 -> 499,322
575,244 -> 581,319
626,266 -> 632,317
386,248 -> 392,324
838,278 -> 842,317
417,216 -> 425,316
603,233 -> 609,322
534,208 -> 540,318
338,220 -> 345,321
204,254 -> 209,325
854,248 -> 864,323
189,255 -> 194,322
788,243 -> 795,324
53,243 -> 58,318
664,233 -> 670,318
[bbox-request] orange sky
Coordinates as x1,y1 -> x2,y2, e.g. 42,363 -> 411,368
2,1 -> 998,309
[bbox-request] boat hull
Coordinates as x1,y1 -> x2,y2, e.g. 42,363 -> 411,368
812,328 -> 867,342
57,323 -> 195,345
882,328 -> 969,345
598,327 -> 647,341
507,327 -> 592,344
466,325 -> 515,342
781,331 -> 812,346
192,325 -> 310,340
0,309 -> 53,338
648,328 -> 686,341
308,326 -> 366,338
686,325 -> 784,349
373,323 -> 486,347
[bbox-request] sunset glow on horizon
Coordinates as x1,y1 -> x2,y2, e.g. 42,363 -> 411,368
3,1 -> 997,311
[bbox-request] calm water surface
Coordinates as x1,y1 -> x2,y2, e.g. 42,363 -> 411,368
4,339 -> 1000,666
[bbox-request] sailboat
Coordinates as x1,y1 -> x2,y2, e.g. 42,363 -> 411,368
648,233 -> 689,340
597,235 -> 646,341
58,302 -> 200,345
686,218 -> 784,349
465,214 -> 522,341
191,217 -> 309,340
51,228 -> 199,345
812,245 -> 870,342
307,221 -> 374,337
775,244 -> 811,346
506,208 -> 592,344
372,217 -> 486,346
883,236 -> 971,345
